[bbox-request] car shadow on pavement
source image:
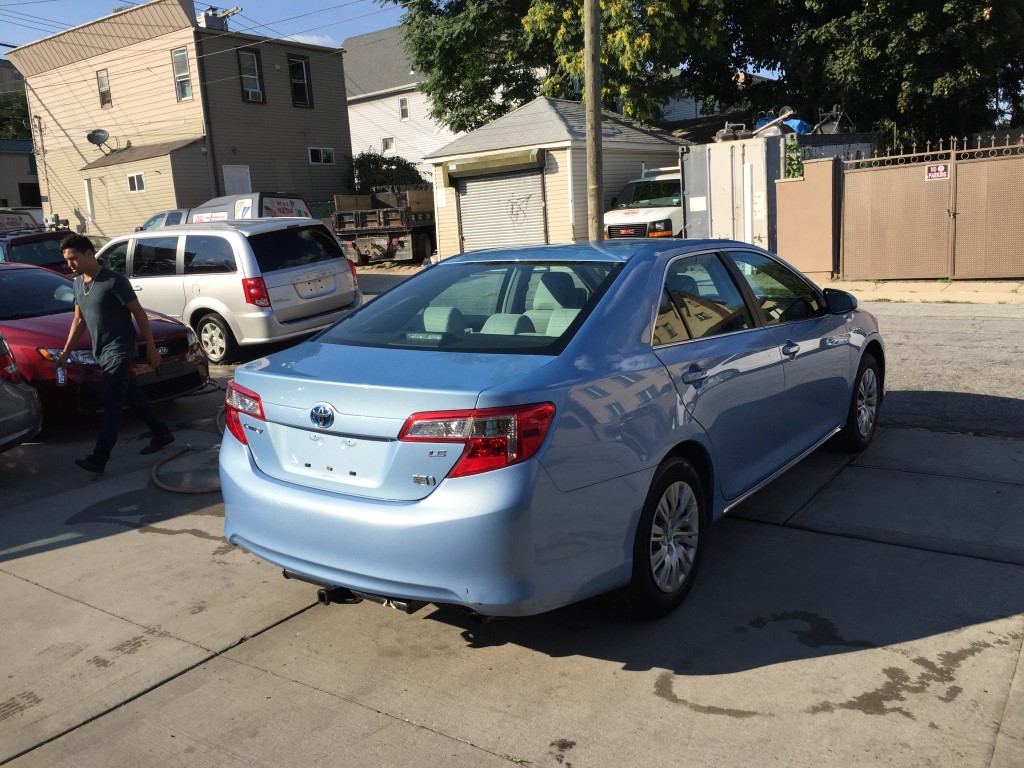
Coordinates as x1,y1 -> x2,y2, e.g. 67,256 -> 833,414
419,519 -> 1024,679
882,390 -> 1024,437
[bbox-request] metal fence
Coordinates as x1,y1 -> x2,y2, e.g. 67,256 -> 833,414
841,134 -> 1024,280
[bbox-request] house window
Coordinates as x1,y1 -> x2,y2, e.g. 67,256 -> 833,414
308,147 -> 335,165
289,55 -> 313,107
127,173 -> 146,193
399,97 -> 409,120
381,137 -> 395,153
171,48 -> 192,101
238,49 -> 265,103
97,69 -> 112,108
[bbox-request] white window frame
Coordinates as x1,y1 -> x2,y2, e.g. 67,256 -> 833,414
97,69 -> 111,108
289,55 -> 313,108
127,173 -> 146,193
308,147 -> 335,165
399,96 -> 409,121
238,49 -> 264,103
171,48 -> 192,101
381,137 -> 395,153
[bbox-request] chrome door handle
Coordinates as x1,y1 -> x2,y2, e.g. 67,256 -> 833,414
781,342 -> 799,358
681,367 -> 709,384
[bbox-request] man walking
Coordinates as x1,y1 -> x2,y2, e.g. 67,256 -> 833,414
58,233 -> 175,473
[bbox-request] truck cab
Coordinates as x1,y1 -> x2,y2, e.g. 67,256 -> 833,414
603,167 -> 683,239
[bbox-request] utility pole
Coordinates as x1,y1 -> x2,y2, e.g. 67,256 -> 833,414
584,0 -> 603,240
33,115 -> 52,217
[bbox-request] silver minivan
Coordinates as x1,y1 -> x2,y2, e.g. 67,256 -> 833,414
94,219 -> 362,363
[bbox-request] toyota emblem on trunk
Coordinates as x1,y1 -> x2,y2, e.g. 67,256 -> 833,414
310,403 -> 335,429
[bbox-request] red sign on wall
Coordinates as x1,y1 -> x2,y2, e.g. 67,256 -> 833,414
925,163 -> 950,180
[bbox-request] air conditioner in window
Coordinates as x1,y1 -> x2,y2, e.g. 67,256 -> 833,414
244,89 -> 263,103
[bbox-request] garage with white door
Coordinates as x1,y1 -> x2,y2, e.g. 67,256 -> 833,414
427,97 -> 686,258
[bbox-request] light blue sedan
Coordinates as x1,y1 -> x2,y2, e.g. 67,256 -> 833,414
220,240 -> 884,618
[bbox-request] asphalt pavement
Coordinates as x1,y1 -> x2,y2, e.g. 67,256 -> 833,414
1,278 -> 1022,767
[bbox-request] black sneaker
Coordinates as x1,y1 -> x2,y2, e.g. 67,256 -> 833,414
75,455 -> 107,473
140,432 -> 175,455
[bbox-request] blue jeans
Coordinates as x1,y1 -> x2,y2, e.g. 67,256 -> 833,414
93,355 -> 169,461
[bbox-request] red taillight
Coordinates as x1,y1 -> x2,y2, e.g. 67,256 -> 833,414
0,339 -> 22,384
225,380 -> 265,445
346,256 -> 358,287
242,277 -> 271,308
399,402 -> 555,478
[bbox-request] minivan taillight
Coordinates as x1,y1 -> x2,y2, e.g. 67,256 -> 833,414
242,277 -> 271,308
399,403 -> 555,478
0,339 -> 22,384
225,380 -> 265,445
346,256 -> 358,287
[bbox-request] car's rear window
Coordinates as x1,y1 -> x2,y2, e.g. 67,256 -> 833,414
246,225 -> 345,273
9,237 -> 64,267
0,268 -> 74,320
318,261 -> 621,355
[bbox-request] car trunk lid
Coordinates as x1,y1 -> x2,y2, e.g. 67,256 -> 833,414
233,342 -> 553,500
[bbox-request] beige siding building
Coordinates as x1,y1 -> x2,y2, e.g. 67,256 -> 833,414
426,97 -> 685,258
7,0 -> 354,238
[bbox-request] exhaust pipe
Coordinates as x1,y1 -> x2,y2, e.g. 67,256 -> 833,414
283,570 -> 425,614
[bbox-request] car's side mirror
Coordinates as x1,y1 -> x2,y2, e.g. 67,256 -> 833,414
823,288 -> 857,314
135,226 -> 143,232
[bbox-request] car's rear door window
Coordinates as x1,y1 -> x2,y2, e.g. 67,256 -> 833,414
132,237 -> 178,276
654,253 -> 754,345
246,225 -> 344,273
184,235 -> 237,274
320,261 -> 620,354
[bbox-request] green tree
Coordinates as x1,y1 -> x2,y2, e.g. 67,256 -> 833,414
352,150 -> 427,192
0,90 -> 30,139
680,1 -> 1024,140
391,0 -> 723,131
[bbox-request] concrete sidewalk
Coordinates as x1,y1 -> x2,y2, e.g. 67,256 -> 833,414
828,278 -> 1024,305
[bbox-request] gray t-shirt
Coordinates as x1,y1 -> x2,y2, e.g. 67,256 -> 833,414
73,268 -> 139,370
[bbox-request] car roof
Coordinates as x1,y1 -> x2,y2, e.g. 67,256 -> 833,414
443,238 -> 758,264
107,218 -> 323,241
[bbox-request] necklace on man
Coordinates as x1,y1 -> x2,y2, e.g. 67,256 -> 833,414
82,276 -> 94,296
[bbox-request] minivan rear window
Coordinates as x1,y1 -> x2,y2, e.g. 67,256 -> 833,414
246,225 -> 344,273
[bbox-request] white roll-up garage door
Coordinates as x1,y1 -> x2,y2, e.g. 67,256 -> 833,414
456,169 -> 546,251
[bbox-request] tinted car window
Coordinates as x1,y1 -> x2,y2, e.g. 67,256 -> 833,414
133,237 -> 178,276
320,261 -> 620,354
166,211 -> 183,226
725,250 -> 826,325
184,235 -> 237,275
9,238 -> 63,267
0,268 -> 75,319
246,225 -> 344,273
100,242 -> 129,274
654,253 -> 753,345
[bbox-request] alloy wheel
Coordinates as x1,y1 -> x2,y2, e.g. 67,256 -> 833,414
650,480 -> 700,593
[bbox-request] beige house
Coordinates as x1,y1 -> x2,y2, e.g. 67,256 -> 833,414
6,0 -> 355,238
426,97 -> 686,258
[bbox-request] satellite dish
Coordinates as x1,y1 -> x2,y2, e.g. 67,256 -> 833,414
86,129 -> 109,146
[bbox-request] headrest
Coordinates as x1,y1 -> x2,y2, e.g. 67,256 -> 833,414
532,271 -> 579,310
423,306 -> 465,334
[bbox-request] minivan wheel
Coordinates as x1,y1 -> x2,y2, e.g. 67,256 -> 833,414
838,353 -> 881,452
614,456 -> 705,619
196,313 -> 237,364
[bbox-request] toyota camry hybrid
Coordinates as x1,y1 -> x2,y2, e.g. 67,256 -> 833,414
220,239 -> 884,619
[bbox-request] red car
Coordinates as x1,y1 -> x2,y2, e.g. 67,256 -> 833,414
0,262 -> 209,414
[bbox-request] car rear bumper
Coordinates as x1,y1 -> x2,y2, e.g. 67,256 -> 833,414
233,290 -> 362,346
219,433 -> 639,616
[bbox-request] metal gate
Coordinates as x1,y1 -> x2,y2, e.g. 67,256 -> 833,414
456,169 -> 546,252
841,137 -> 1024,279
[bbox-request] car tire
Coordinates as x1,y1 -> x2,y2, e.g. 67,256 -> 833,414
614,456 -> 706,619
196,313 -> 237,365
414,234 -> 432,263
838,353 -> 881,451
